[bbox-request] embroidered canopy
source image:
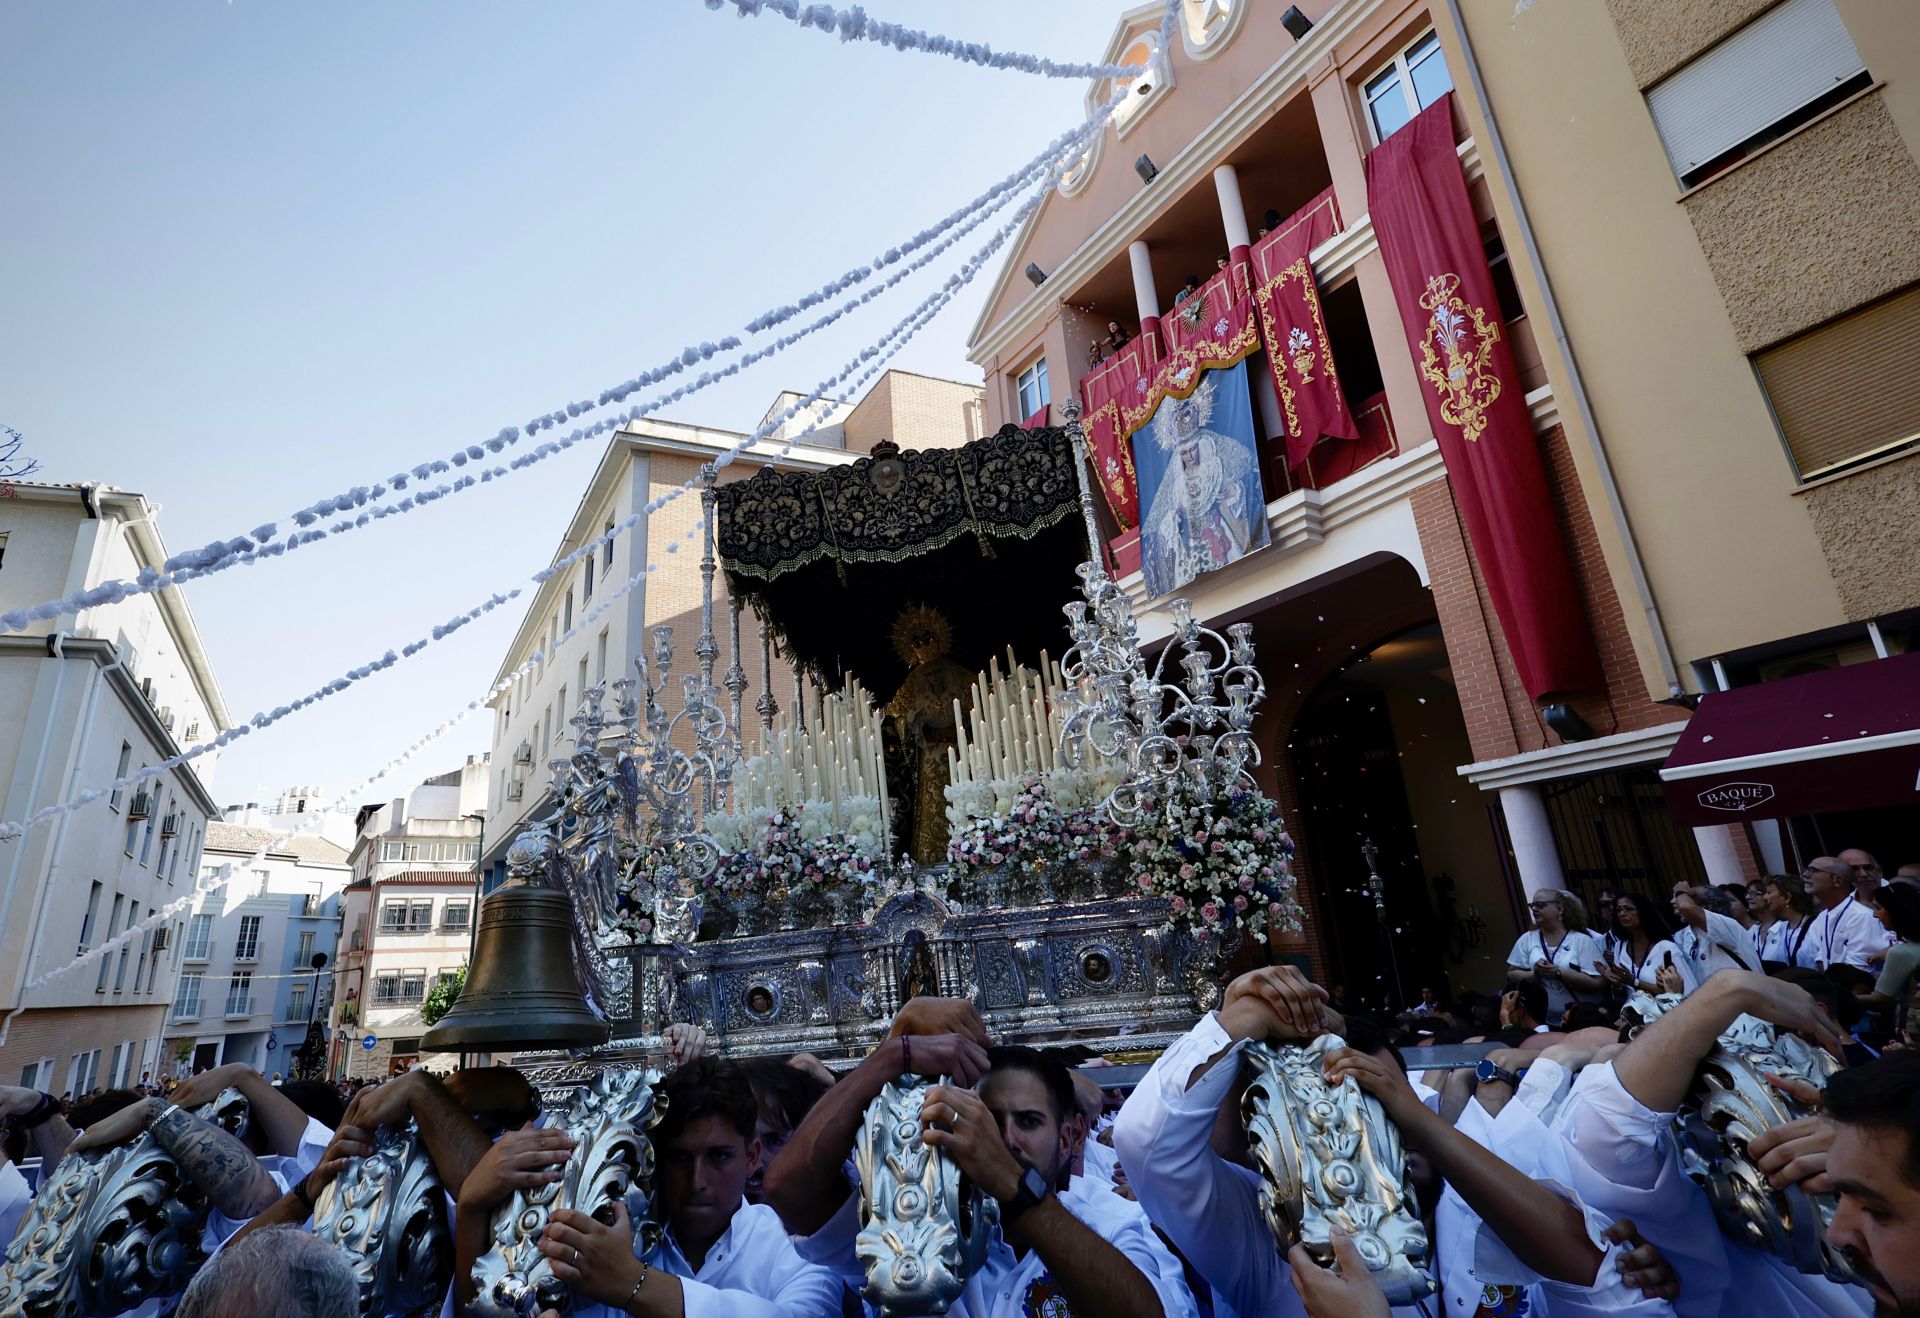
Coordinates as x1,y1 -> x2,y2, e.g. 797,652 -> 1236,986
715,423 -> 1091,693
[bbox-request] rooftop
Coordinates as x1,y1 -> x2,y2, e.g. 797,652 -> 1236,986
204,821 -> 350,865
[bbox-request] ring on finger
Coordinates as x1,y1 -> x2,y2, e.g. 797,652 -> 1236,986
572,1246 -> 581,1266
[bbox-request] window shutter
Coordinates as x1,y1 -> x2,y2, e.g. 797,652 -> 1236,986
1646,0 -> 1865,179
1756,283 -> 1920,478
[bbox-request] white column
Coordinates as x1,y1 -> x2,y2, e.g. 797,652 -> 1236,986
1127,240 -> 1160,324
1751,818 -> 1788,877
1212,164 -> 1253,249
1693,825 -> 1747,889
1499,784 -> 1567,898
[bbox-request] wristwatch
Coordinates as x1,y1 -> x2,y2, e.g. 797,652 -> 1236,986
1475,1059 -> 1525,1088
999,1165 -> 1052,1224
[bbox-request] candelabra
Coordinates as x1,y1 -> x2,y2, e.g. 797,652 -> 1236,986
1056,400 -> 1267,827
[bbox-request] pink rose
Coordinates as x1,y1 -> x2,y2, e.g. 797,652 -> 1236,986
1238,874 -> 1255,891
1195,830 -> 1209,844
1233,895 -> 1248,911
1136,874 -> 1152,890
1211,841 -> 1226,854
1269,901 -> 1284,914
1170,895 -> 1188,913
1201,902 -> 1221,922
1179,864 -> 1196,881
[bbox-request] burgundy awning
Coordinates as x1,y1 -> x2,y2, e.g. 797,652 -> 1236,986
1660,651 -> 1920,826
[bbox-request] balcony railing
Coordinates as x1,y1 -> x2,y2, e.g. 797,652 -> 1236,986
224,996 -> 254,1018
439,919 -> 471,935
170,1004 -> 201,1022
298,894 -> 319,917
372,990 -> 426,1006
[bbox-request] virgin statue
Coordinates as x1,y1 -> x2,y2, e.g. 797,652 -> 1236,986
882,603 -> 973,865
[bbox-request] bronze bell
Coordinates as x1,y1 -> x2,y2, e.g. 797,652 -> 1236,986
421,884 -> 610,1053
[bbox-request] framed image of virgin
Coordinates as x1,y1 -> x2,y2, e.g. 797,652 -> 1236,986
1132,359 -> 1269,598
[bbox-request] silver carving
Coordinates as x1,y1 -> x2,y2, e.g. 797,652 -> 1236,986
855,1076 -> 989,1316
1242,1037 -> 1434,1304
0,1088 -> 251,1318
1628,992 -> 1855,1283
468,1068 -> 666,1318
310,1121 -> 452,1318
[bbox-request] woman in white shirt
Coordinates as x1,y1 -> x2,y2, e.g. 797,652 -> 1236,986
1754,872 -> 1817,970
1506,889 -> 1605,1024
1600,892 -> 1683,994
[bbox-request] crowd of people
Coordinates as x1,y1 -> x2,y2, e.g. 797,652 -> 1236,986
1,860 -> 1917,1318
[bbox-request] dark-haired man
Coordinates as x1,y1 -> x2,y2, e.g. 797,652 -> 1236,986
462,1055 -> 841,1317
1822,1049 -> 1920,1317
762,998 -> 1193,1317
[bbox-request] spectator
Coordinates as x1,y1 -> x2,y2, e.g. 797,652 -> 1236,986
1600,891 -> 1682,993
1755,871 -> 1818,970
1670,882 -> 1759,990
1856,883 -> 1920,1036
174,1224 -> 357,1318
1804,856 -> 1891,978
1507,889 -> 1604,1023
1172,275 -> 1201,306
1496,980 -> 1553,1043
1840,847 -> 1885,902
1104,320 -> 1132,355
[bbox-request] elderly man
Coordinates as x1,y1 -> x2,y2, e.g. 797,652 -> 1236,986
1841,848 -> 1886,901
175,1225 -> 357,1318
1805,856 -> 1893,975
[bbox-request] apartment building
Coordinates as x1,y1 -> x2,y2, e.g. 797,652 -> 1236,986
162,821 -> 351,1077
478,370 -> 985,889
0,482 -> 229,1093
329,760 -> 485,1078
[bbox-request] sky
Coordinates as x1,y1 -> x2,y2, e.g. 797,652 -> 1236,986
1,1 -> 1131,811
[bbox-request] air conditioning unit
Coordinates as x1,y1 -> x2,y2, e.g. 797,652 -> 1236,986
160,813 -> 180,839
152,927 -> 170,951
160,708 -> 176,732
513,741 -> 533,767
128,791 -> 153,821
506,779 -> 525,801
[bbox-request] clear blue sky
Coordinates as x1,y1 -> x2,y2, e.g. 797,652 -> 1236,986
1,1 -> 1126,810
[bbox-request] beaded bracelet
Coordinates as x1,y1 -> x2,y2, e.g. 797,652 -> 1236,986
623,1260 -> 651,1313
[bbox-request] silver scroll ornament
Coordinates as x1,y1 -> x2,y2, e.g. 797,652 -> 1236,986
855,1075 -> 989,1317
1626,991 -> 1855,1284
0,1087 -> 251,1318
467,1067 -> 665,1318
1242,1037 -> 1434,1304
310,1120 -> 452,1318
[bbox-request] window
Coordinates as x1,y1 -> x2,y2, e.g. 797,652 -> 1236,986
583,553 -> 594,601
225,972 -> 253,1017
1108,30 -> 1167,134
1646,0 -> 1868,188
1015,358 -> 1050,420
124,799 -> 142,856
296,930 -> 316,965
19,1060 -> 51,1091
563,586 -> 574,632
253,868 -> 270,898
133,929 -> 151,993
108,1043 -> 127,1090
380,901 -> 408,932
383,841 -> 405,862
597,629 -> 609,684
78,881 -> 103,955
109,743 -> 131,810
578,657 -> 589,703
409,899 -> 433,931
558,687 -> 568,740
542,707 -> 552,757
67,1050 -> 101,1096
603,522 -> 616,569
138,805 -> 156,865
442,900 -> 471,932
1364,29 -> 1454,142
172,972 -> 203,1019
374,972 -> 401,1004
185,913 -> 214,960
235,915 -> 261,961
113,903 -> 137,991
400,969 -> 426,1003
170,826 -> 191,884
1756,282 -> 1920,480
97,897 -> 123,991
288,982 -> 309,1021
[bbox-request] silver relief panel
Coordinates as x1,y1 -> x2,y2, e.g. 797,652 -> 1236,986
310,1121 -> 452,1317
467,1067 -> 664,1318
855,1076 -> 989,1317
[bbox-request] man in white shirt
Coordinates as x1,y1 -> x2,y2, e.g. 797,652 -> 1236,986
1668,884 -> 1757,992
1804,856 -> 1891,974
761,996 -> 1192,1318
460,1056 -> 842,1317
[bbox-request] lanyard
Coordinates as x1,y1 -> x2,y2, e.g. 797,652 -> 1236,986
1785,916 -> 1811,965
1823,895 -> 1855,964
1539,930 -> 1568,966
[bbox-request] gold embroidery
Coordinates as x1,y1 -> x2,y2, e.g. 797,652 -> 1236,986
1416,273 -> 1502,442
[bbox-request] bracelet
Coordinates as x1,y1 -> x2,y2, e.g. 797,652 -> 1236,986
17,1092 -> 59,1130
623,1260 -> 650,1312
900,1036 -> 911,1076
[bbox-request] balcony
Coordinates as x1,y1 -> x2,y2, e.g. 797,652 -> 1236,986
169,1004 -> 201,1023
223,997 -> 254,1018
297,894 -> 320,917
439,919 -> 471,936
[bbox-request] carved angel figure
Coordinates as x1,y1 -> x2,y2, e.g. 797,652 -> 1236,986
467,1068 -> 665,1318
0,1088 -> 250,1318
1242,1036 -> 1434,1304
310,1121 -> 452,1317
855,1076 -> 989,1316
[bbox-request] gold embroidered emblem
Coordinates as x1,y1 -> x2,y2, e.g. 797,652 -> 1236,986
1417,273 -> 1502,441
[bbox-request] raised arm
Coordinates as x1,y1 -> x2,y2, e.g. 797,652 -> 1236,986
228,1122 -> 375,1246
0,1087 -> 76,1182
1611,971 -> 1844,1112
149,1100 -> 284,1219
344,1069 -> 492,1195
168,1063 -> 315,1160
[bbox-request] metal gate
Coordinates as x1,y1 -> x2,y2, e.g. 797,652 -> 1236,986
1540,766 -> 1706,908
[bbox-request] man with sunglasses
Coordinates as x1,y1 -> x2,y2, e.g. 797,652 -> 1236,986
1805,857 -> 1891,976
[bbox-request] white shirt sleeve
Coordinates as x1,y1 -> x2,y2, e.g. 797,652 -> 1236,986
0,1161 -> 29,1250
1111,1012 -> 1301,1318
1507,932 -> 1539,970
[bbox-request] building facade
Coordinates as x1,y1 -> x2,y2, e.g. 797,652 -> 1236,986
961,0 -> 1920,1001
163,821 -> 351,1077
329,760 -> 487,1078
478,370 -> 985,888
0,483 -> 230,1095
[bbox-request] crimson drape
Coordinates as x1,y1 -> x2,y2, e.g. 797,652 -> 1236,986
1250,187 -> 1361,472
1078,330 -> 1163,529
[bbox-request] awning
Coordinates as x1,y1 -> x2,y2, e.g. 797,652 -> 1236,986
1660,651 -> 1920,826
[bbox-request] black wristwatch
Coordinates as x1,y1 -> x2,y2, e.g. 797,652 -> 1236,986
1476,1059 -> 1525,1088
999,1165 -> 1051,1224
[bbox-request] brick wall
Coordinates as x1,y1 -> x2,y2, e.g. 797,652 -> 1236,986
0,1003 -> 168,1093
845,373 -> 984,454
1413,425 -> 1678,766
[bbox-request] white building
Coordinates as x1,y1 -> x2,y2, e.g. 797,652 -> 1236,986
478,371 -> 985,889
330,758 -> 487,1078
0,482 -> 230,1096
163,821 -> 351,1077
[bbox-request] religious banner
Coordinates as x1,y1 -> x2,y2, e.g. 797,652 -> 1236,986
1367,95 -> 1600,699
1154,262 -> 1261,399
1297,391 -> 1396,489
1250,186 -> 1361,473
1078,330 -> 1163,529
1133,359 -> 1270,598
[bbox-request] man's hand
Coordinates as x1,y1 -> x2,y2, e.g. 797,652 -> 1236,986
0,1085 -> 49,1120
1222,966 -> 1336,1039
302,1123 -> 374,1203
1722,972 -> 1849,1060
664,1023 -> 709,1067
899,1033 -> 990,1088
919,1085 -> 1023,1202
1288,1230 -> 1390,1318
1749,1112 -> 1837,1193
1321,1047 -> 1426,1128
888,997 -> 988,1046
457,1128 -> 575,1212
787,1052 -> 837,1088
343,1071 -> 423,1132
1499,990 -> 1521,1028
539,1202 -> 644,1305
1762,1072 -> 1825,1109
168,1064 -> 257,1110
1603,1220 -> 1679,1301
67,1096 -> 163,1152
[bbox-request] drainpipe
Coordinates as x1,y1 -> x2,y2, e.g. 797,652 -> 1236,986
1441,0 -> 1685,699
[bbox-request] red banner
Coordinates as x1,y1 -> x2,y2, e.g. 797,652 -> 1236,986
1297,391 -> 1397,488
1251,187 -> 1361,471
1078,330 -> 1163,528
1367,95 -> 1600,700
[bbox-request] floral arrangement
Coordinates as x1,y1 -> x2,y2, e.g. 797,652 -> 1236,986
1127,786 -> 1301,943
946,771 -> 1129,887
704,797 -> 883,922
